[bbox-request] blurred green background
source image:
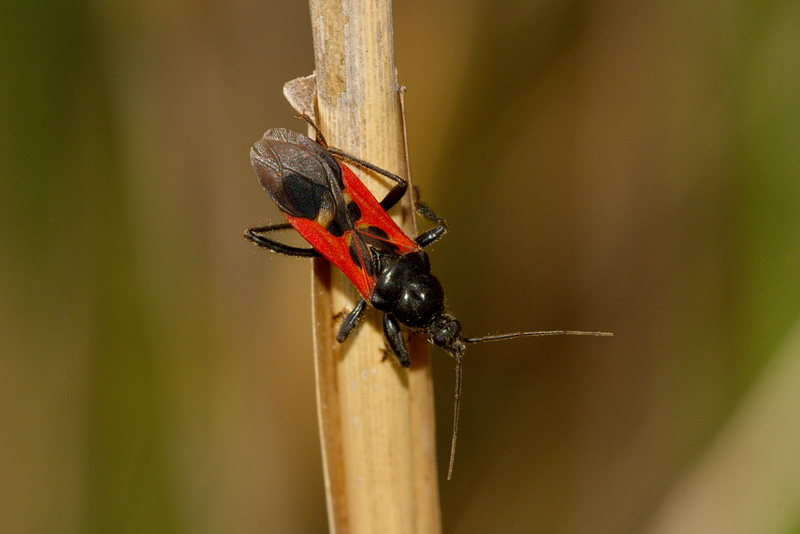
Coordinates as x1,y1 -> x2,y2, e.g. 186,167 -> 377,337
3,1 -> 800,533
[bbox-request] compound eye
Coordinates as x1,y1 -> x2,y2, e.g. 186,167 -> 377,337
431,314 -> 462,348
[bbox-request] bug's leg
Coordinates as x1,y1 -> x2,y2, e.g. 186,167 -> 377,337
327,143 -> 450,248
329,137 -> 453,248
413,199 -> 448,248
296,113 -> 329,147
382,313 -> 411,367
344,161 -> 448,247
378,181 -> 409,212
245,223 -> 321,257
336,298 -> 368,343
328,153 -> 447,247
326,147 -> 409,212
296,114 -> 410,211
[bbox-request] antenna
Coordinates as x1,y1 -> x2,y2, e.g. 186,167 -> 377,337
446,329 -> 612,480
465,330 -> 613,343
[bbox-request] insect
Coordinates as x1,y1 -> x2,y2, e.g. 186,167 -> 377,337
245,115 -> 611,479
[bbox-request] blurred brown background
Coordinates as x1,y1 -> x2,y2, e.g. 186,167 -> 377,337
3,1 -> 800,533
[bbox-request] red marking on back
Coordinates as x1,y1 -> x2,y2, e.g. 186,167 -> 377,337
285,162 -> 418,300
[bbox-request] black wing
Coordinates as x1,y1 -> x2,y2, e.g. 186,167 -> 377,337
251,128 -> 349,233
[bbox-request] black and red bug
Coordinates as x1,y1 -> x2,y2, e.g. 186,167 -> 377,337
245,115 -> 611,479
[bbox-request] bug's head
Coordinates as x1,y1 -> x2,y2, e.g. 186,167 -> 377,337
427,312 -> 465,356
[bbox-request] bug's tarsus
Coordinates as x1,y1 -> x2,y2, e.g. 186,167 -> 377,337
407,187 -> 448,247
297,113 -> 329,146
328,146 -> 410,213
245,224 -> 322,257
413,201 -> 448,248
295,113 -> 412,214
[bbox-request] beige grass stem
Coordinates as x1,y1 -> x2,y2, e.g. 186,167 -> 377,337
286,2 -> 444,533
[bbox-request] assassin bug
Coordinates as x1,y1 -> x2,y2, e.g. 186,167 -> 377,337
245,115 -> 611,479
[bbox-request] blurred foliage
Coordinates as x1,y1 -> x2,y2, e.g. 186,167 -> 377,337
1,1 -> 799,533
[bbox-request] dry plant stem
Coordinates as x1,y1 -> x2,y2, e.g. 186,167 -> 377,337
305,2 -> 443,534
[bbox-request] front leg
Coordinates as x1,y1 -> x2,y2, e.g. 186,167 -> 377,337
336,298 -> 368,343
382,313 -> 411,367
